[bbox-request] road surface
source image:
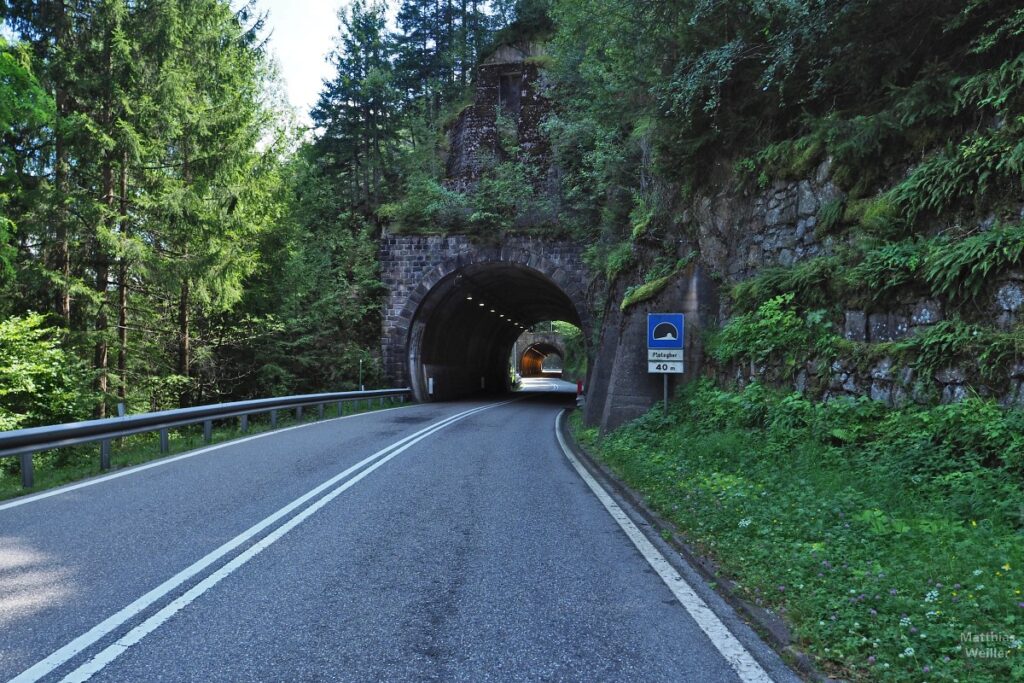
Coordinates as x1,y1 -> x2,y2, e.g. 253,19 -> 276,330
0,395 -> 800,682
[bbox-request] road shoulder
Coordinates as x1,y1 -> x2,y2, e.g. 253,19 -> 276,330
557,408 -> 832,683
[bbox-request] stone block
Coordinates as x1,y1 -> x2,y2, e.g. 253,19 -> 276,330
868,313 -> 891,342
870,357 -> 894,380
844,311 -> 867,341
891,315 -> 910,340
995,281 -> 1024,311
935,366 -> 966,384
766,200 -> 797,227
870,382 -> 892,405
910,299 -> 942,326
797,181 -> 818,217
942,384 -> 968,404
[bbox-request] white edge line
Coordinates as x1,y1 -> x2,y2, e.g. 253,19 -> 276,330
0,404 -> 411,512
61,401 -> 513,682
554,410 -> 774,683
10,401 -> 508,683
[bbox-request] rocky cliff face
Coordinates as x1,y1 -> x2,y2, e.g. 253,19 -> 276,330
585,159 -> 1024,432
696,168 -> 1023,409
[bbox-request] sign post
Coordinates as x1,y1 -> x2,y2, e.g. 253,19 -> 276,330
647,313 -> 685,414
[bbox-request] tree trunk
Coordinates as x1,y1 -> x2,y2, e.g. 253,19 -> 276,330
178,278 -> 191,406
54,94 -> 71,324
94,158 -> 114,418
117,154 -> 129,403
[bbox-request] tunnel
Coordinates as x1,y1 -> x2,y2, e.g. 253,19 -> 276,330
406,263 -> 585,401
519,342 -> 564,378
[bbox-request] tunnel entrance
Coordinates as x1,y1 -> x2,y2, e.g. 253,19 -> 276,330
406,263 -> 586,401
518,342 -> 564,378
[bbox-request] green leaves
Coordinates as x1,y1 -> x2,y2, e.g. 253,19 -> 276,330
0,314 -> 92,430
709,293 -> 837,374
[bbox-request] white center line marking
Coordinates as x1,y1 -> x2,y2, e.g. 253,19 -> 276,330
11,401 -> 511,683
554,410 -> 774,683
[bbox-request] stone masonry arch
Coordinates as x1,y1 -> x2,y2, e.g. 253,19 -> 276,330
380,234 -> 592,400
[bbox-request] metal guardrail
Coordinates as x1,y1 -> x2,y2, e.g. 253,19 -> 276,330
0,388 -> 412,489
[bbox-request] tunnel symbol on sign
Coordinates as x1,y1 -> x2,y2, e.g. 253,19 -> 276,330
652,322 -> 678,341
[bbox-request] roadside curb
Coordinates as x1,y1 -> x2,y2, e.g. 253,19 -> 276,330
559,409 -> 843,683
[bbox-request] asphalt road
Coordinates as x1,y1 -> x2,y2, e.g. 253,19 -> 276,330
0,395 -> 801,682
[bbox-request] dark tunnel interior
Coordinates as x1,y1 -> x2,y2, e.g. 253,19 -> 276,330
407,263 -> 583,400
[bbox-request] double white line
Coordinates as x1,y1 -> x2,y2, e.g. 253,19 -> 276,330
12,401 -> 510,683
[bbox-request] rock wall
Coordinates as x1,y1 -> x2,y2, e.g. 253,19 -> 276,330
584,265 -> 718,432
689,163 -> 1024,409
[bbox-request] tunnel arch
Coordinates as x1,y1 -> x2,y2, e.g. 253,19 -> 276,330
519,341 -> 565,377
398,253 -> 592,401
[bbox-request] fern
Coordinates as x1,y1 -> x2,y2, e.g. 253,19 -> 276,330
921,225 -> 1024,300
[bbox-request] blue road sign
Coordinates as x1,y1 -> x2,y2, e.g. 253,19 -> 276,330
648,313 -> 685,349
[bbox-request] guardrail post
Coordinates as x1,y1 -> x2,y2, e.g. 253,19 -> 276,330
100,440 -> 111,471
240,414 -> 249,433
379,396 -> 385,408
317,404 -> 324,420
295,405 -> 303,421
20,453 -> 34,488
270,409 -> 278,428
203,420 -> 213,443
336,400 -> 343,417
160,428 -> 169,453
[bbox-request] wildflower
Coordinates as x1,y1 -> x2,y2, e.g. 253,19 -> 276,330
973,569 -> 983,576
867,656 -> 876,665
924,589 -> 938,603
900,616 -> 912,627
1003,563 -> 1012,571
923,665 -> 931,673
738,518 -> 752,528
903,647 -> 915,657
890,588 -> 898,595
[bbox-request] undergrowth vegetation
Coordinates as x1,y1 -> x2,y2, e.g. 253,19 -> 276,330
573,383 -> 1024,682
732,222 -> 1024,316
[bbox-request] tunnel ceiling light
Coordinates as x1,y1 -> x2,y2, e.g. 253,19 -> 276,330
478,302 -> 485,307
465,295 -> 473,300
490,308 -> 496,313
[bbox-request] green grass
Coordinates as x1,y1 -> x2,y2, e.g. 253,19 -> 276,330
572,382 -> 1024,682
0,397 -> 407,502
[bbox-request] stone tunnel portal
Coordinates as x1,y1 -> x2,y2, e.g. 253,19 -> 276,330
519,342 -> 564,377
406,263 -> 585,401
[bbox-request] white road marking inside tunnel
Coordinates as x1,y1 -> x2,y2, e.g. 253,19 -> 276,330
11,401 -> 514,683
0,405 -> 411,513
555,410 -> 774,683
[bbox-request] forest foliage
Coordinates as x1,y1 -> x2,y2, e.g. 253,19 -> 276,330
0,0 -> 534,425
3,0 -> 1024,420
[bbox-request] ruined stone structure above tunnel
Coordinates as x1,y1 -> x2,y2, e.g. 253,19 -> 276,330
380,234 -> 592,401
445,42 -> 550,193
